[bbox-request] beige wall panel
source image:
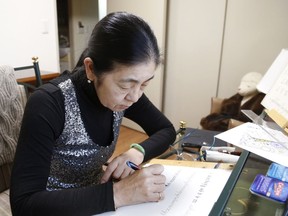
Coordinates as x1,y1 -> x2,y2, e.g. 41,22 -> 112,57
107,0 -> 167,131
164,0 -> 226,128
218,0 -> 288,98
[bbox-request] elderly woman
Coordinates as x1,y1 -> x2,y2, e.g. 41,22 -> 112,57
10,12 -> 176,216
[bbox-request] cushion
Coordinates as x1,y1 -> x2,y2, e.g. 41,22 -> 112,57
0,189 -> 11,216
0,65 -> 24,166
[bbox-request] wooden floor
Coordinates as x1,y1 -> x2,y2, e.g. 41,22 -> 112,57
110,126 -> 148,159
111,126 -> 180,161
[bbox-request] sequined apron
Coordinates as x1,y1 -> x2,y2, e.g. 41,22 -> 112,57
46,79 -> 124,191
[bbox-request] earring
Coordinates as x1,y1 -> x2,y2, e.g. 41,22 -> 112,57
87,79 -> 92,84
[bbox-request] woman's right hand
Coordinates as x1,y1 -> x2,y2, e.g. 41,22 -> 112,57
113,164 -> 166,208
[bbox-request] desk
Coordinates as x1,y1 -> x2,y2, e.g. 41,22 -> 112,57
158,127 -> 228,160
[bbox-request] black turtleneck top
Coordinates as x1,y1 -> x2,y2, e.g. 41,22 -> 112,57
10,71 -> 176,216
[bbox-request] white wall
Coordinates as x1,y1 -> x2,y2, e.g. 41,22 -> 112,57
0,0 -> 59,72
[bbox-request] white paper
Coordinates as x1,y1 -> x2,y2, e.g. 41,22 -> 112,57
257,48 -> 288,94
215,122 -> 288,167
96,165 -> 231,216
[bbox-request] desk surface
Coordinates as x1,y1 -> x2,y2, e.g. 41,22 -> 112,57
15,69 -> 60,83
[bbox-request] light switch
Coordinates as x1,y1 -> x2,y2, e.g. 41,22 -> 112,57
41,19 -> 49,34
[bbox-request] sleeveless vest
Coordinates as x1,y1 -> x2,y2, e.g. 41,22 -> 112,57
46,79 -> 124,190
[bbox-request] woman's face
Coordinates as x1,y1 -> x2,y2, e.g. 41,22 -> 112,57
85,59 -> 156,111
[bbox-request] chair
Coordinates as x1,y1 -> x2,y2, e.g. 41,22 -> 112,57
210,97 -> 244,129
0,64 -> 31,216
14,56 -> 42,96
200,97 -> 245,132
210,97 -> 223,114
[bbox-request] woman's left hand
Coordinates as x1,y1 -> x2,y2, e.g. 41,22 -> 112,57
101,148 -> 144,183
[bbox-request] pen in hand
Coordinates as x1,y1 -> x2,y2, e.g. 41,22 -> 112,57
103,161 -> 140,170
126,161 -> 141,170
127,162 -> 168,188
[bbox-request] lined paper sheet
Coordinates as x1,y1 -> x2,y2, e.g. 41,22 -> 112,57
95,165 -> 231,216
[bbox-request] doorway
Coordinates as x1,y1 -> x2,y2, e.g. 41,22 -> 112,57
57,0 -> 72,72
56,0 -> 100,73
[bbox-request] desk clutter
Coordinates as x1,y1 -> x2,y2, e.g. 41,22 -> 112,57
200,146 -> 240,163
158,122 -> 240,163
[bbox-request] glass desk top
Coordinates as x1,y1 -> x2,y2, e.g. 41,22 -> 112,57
210,150 -> 287,216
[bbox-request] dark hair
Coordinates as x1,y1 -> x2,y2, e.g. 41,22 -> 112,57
73,11 -> 160,78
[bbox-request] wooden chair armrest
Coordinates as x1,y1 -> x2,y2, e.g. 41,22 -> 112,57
228,119 -> 244,129
210,97 -> 224,114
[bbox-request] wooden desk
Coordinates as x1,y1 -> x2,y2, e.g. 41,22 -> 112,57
16,72 -> 60,85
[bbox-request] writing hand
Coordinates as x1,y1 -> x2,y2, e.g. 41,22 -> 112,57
101,148 -> 144,183
113,164 -> 166,208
